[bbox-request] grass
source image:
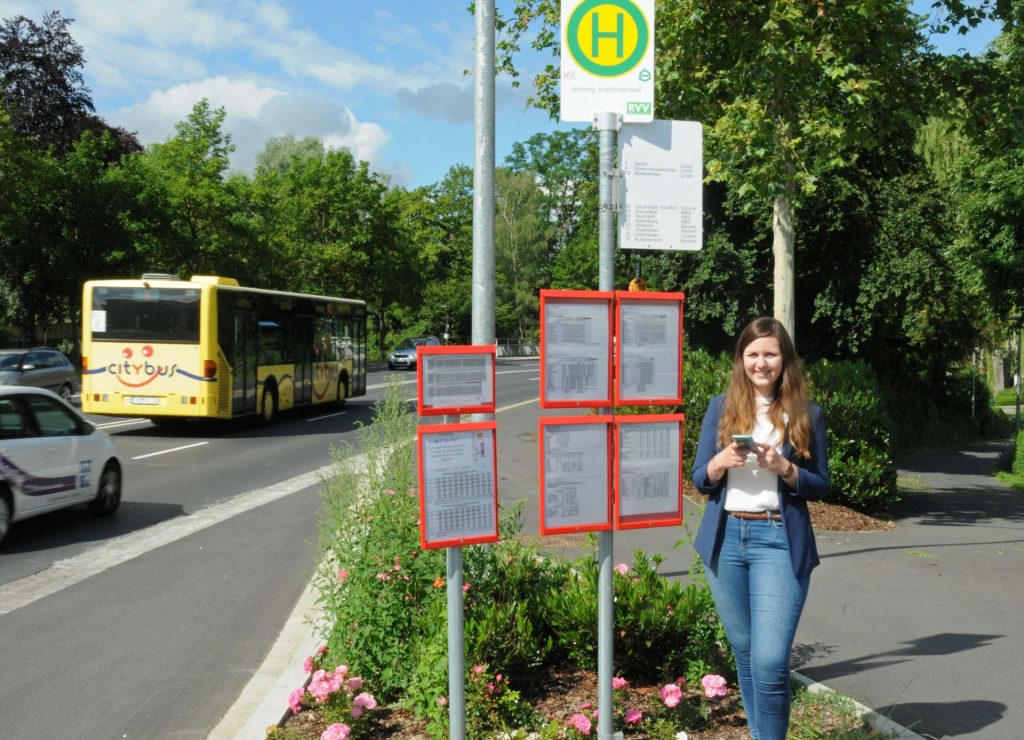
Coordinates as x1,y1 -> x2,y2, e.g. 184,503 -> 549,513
789,681 -> 897,739
995,470 -> 1024,493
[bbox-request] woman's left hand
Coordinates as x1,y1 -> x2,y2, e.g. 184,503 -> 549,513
754,443 -> 788,476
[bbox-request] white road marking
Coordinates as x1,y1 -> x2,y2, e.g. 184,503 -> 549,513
305,411 -> 348,422
497,398 -> 538,413
95,418 -> 149,430
0,458 -> 351,617
131,441 -> 209,460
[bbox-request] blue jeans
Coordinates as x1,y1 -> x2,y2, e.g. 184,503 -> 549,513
704,514 -> 810,740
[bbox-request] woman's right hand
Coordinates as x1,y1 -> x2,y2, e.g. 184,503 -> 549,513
706,442 -> 752,484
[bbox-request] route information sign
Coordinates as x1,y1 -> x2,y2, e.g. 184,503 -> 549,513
618,120 -> 703,251
560,0 -> 655,122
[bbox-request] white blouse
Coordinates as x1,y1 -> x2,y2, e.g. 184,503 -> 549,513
724,396 -> 785,513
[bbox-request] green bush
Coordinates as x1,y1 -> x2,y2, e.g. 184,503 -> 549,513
994,387 -> 1017,406
541,546 -> 731,685
1014,429 -> 1024,476
807,360 -> 900,512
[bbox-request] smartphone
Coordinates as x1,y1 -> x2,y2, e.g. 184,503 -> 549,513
731,434 -> 758,450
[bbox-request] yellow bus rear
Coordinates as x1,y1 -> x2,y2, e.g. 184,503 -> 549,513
81,275 -> 367,422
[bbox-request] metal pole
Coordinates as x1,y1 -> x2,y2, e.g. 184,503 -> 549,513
451,3 -> 494,736
595,110 -> 621,740
446,546 -> 466,739
472,0 -> 496,353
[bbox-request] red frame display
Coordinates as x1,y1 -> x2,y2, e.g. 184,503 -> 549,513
540,289 -> 614,409
613,414 -> 685,530
417,421 -> 500,550
614,291 -> 685,407
416,345 -> 496,416
538,415 -> 613,535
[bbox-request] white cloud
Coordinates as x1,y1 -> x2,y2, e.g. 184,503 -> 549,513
111,76 -> 390,176
394,80 -> 530,124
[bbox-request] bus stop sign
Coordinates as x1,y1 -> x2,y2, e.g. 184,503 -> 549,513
560,0 -> 655,123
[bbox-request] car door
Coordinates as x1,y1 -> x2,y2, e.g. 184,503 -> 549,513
19,393 -> 93,511
21,351 -> 58,392
0,395 -> 63,516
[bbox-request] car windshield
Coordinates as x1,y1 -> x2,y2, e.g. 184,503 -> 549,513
0,352 -> 23,370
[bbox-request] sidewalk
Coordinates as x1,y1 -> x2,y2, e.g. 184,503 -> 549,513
794,441 -> 1022,739
218,396 -> 1021,738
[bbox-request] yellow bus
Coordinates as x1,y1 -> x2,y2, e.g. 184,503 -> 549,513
81,274 -> 367,424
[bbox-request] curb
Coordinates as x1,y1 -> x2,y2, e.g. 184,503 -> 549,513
791,671 -> 927,739
208,579 -> 322,739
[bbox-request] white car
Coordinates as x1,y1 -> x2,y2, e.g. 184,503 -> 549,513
0,386 -> 123,545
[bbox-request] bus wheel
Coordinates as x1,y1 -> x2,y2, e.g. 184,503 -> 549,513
336,377 -> 348,409
261,386 -> 278,425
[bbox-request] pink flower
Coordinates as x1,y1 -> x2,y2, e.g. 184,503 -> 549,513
353,692 -> 377,710
660,683 -> 683,708
337,568 -> 349,582
383,488 -> 396,495
463,583 -> 471,593
347,676 -> 363,692
408,487 -> 417,496
350,705 -> 363,719
315,645 -> 328,655
624,708 -> 643,724
567,713 -> 592,735
614,563 -> 629,576
321,723 -> 351,740
579,701 -> 593,710
472,664 -> 486,675
436,696 -> 448,707
303,655 -> 314,673
701,674 -> 729,698
392,564 -> 401,571
288,687 -> 305,713
335,664 -> 349,678
612,676 -> 629,689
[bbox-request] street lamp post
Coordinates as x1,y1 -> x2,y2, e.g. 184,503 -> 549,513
443,304 -> 450,345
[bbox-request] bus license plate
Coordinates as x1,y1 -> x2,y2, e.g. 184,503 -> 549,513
129,396 -> 160,405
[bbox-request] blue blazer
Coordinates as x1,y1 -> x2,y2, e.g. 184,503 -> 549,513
691,394 -> 830,578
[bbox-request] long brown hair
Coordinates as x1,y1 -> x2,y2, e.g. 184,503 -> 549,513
717,317 -> 813,458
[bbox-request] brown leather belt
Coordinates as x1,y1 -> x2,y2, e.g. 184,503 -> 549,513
728,510 -> 782,521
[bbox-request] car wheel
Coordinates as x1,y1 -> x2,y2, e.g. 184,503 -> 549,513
59,383 -> 74,404
0,495 -> 11,545
260,385 -> 278,425
88,463 -> 122,516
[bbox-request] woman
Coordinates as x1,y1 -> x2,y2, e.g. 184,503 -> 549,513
691,317 -> 829,740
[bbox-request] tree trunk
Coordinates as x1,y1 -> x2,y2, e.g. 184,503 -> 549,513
772,193 -> 796,339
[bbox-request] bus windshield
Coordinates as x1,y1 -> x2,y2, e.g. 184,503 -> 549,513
90,287 -> 201,342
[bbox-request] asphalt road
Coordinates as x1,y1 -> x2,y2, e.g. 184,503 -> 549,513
0,360 -> 541,739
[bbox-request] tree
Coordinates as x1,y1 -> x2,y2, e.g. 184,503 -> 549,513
0,10 -> 139,157
498,0 -> 929,339
136,99 -> 247,276
255,134 -> 325,177
495,167 -> 553,340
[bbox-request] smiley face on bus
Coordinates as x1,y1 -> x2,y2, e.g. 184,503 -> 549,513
106,345 -> 179,387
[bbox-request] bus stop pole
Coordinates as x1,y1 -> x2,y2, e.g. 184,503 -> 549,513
595,110 -> 622,740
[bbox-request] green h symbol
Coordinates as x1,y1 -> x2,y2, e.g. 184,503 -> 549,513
590,11 -> 624,58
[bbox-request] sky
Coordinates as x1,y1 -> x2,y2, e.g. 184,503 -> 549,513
0,1 -> 1004,189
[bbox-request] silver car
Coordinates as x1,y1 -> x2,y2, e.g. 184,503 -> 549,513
0,348 -> 79,403
0,386 -> 123,545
